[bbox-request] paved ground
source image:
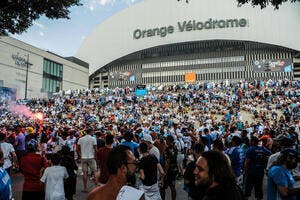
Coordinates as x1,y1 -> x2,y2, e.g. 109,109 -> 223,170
11,171 -> 188,200
12,170 -> 268,200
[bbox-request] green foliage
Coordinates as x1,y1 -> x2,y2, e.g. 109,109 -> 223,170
237,0 -> 299,9
0,0 -> 82,35
178,0 -> 299,8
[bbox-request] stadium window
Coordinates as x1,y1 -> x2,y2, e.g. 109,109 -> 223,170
53,64 -> 57,76
59,66 -> 63,78
47,61 -> 50,74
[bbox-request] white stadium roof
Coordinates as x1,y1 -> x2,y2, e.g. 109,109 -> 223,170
76,0 -> 300,75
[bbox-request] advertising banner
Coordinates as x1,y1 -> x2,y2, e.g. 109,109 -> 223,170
185,72 -> 196,83
136,85 -> 147,97
253,59 -> 292,73
109,71 -> 139,82
0,87 -> 17,101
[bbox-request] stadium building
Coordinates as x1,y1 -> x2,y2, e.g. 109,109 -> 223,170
77,0 -> 300,89
0,36 -> 89,99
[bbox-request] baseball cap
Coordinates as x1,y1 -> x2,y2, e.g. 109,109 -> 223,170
27,127 -> 35,134
142,134 -> 154,144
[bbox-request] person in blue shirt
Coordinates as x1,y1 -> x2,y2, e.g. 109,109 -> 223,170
121,131 -> 139,158
0,149 -> 12,200
244,136 -> 271,200
268,149 -> 300,200
225,136 -> 244,179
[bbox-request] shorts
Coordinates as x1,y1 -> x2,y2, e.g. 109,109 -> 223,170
177,153 -> 185,168
81,158 -> 97,172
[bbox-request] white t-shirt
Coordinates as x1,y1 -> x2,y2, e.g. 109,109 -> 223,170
0,142 -> 15,169
117,185 -> 144,200
149,145 -> 160,161
41,165 -> 69,200
77,135 -> 97,159
57,136 -> 66,151
66,136 -> 76,152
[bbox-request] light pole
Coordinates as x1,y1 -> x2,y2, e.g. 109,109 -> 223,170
24,54 -> 29,99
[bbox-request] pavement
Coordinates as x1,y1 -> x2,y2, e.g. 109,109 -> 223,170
11,171 -> 188,200
11,171 -> 267,200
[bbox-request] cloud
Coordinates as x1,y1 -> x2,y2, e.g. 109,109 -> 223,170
81,36 -> 86,40
85,0 -> 140,11
98,0 -> 114,5
39,32 -> 44,36
33,21 -> 45,29
89,5 -> 95,10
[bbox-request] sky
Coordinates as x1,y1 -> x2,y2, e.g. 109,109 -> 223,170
11,0 -> 144,57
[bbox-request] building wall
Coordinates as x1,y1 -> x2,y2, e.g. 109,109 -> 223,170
294,58 -> 300,80
0,36 -> 89,99
95,40 -> 295,88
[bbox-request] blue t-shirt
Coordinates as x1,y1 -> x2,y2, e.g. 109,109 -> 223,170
121,141 -> 139,156
246,146 -> 271,174
16,133 -> 26,151
267,166 -> 295,200
225,113 -> 231,122
0,167 -> 12,200
225,147 -> 244,177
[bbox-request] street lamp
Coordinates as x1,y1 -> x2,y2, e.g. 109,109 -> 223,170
24,54 -> 32,99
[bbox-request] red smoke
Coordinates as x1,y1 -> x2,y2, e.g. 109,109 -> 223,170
9,104 -> 33,118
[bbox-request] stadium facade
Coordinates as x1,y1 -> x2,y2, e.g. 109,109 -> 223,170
76,0 -> 300,88
0,36 -> 89,99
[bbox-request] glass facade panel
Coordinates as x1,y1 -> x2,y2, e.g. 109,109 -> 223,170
42,59 -> 63,93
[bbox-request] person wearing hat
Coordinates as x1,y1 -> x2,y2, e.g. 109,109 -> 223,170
138,142 -> 164,200
27,127 -> 35,135
25,126 -> 36,143
267,149 -> 300,200
142,134 -> 160,162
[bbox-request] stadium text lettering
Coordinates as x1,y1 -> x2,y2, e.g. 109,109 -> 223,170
11,53 -> 27,68
133,18 -> 248,40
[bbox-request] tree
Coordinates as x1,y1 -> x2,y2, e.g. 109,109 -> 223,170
0,0 -> 82,35
236,0 -> 299,9
178,0 -> 299,8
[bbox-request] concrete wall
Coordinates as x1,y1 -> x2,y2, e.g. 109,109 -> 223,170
0,36 -> 89,99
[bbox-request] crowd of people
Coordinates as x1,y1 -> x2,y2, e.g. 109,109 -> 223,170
1,79 -> 300,200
